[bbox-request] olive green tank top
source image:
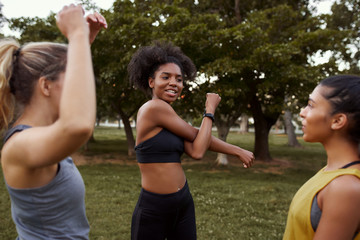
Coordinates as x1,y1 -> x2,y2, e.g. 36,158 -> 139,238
283,167 -> 360,240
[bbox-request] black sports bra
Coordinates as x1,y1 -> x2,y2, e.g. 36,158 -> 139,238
135,128 -> 184,163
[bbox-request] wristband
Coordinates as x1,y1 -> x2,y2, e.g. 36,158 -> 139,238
203,112 -> 215,122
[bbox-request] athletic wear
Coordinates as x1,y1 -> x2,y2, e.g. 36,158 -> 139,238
3,125 -> 90,240
310,194 -> 321,231
131,181 -> 196,240
283,167 -> 360,240
135,128 -> 184,163
310,161 -> 360,235
133,127 -> 195,239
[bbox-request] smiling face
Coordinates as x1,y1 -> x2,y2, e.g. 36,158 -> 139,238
299,85 -> 335,143
149,63 -> 184,103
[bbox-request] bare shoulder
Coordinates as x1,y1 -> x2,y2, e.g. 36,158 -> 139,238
327,174 -> 360,198
144,99 -> 172,109
1,131 -> 26,167
316,174 -> 360,240
138,99 -> 174,116
1,144 -> 10,166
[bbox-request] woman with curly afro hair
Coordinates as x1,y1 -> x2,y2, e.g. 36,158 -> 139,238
128,41 -> 254,240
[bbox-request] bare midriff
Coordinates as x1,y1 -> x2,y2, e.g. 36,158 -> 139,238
138,162 -> 186,194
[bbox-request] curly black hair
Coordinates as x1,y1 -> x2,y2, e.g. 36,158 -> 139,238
127,41 -> 197,96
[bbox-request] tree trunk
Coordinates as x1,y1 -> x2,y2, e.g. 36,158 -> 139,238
284,110 -> 302,147
118,108 -> 135,156
216,153 -> 228,165
253,116 -> 272,161
239,113 -> 249,133
250,94 -> 278,162
215,122 -> 230,165
118,117 -> 121,129
234,0 -> 242,23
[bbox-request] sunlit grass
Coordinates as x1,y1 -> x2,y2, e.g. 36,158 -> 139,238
0,127 -> 326,240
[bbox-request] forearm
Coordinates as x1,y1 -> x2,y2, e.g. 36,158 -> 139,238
208,135 -> 241,156
210,135 -> 254,168
185,117 -> 213,159
60,31 -> 96,128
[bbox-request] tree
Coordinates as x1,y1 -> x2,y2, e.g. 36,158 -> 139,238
93,1 -> 225,156
328,0 -> 360,74
283,109 -> 302,147
112,0 -> 353,162
9,0 -> 357,162
283,92 -> 302,148
193,1 -> 348,161
90,0 -> 162,156
0,2 -> 5,28
8,14 -> 65,43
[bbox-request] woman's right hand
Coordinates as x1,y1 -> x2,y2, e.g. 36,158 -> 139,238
237,148 -> 255,168
56,4 -> 88,41
205,93 -> 221,114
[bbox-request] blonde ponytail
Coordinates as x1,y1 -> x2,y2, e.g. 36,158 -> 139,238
0,39 -> 19,130
0,39 -> 68,131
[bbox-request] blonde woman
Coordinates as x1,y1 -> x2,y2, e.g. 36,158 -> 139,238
0,4 -> 106,239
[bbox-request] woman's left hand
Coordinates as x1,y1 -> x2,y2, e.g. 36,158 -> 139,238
86,12 -> 107,44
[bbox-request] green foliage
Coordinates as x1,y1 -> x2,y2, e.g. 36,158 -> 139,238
91,0 -> 154,122
327,0 -> 360,74
5,0 -> 359,159
9,14 -> 65,43
190,1 -> 351,160
0,2 -> 5,30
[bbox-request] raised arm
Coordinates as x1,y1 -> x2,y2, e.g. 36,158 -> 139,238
56,4 -> 95,132
181,93 -> 220,159
4,5 -> 106,168
139,92 -> 253,167
137,93 -> 220,156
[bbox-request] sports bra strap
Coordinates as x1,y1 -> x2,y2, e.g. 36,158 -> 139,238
341,160 -> 360,169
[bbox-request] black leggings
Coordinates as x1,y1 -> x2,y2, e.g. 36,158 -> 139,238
131,181 -> 196,240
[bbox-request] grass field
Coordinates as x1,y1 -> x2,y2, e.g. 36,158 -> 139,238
0,127 -> 326,240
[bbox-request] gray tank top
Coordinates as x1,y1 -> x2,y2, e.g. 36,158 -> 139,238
3,125 -> 89,239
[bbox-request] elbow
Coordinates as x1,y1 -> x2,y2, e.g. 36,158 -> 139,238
189,151 -> 205,160
77,124 -> 94,140
184,140 -> 206,160
63,121 -> 94,142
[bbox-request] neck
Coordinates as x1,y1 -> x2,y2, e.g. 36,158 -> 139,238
323,137 -> 359,171
15,101 -> 57,127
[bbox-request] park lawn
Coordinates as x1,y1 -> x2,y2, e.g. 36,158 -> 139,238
0,127 -> 326,240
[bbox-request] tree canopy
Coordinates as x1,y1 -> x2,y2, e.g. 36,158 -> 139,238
4,0 -> 359,162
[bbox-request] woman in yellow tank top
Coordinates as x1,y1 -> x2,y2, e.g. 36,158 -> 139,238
283,75 -> 360,240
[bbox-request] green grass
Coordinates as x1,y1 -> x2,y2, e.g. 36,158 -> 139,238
0,127 -> 327,240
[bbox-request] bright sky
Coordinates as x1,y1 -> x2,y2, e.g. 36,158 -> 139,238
1,0 -> 114,18
0,0 -> 114,36
1,0 -> 333,18
0,0 -> 334,37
